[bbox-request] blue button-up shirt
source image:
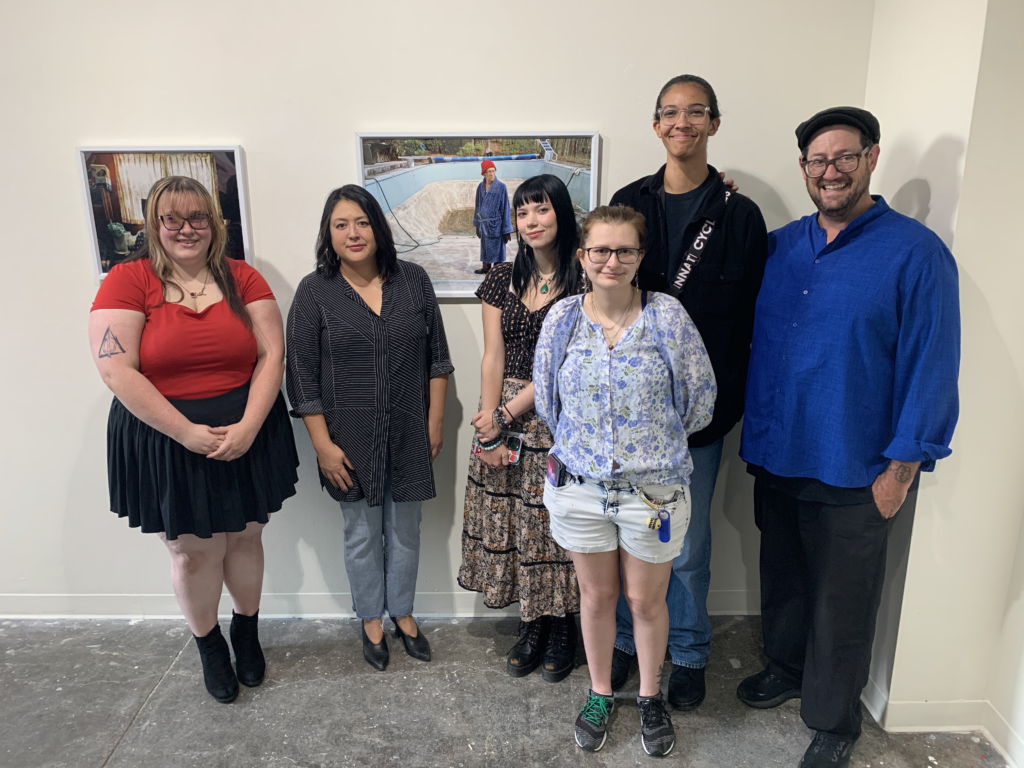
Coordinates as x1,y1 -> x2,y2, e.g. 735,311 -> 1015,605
740,197 -> 960,488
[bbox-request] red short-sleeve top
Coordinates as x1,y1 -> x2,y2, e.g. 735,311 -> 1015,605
91,258 -> 275,400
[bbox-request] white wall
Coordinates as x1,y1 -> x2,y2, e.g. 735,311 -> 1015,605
0,0 -> 874,618
859,0 -> 991,723
879,0 -> 1024,763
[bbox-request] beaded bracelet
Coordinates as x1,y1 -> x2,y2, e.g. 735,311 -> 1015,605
475,435 -> 504,451
493,405 -> 513,431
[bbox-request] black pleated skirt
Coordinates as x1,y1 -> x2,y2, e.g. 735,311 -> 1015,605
106,382 -> 300,540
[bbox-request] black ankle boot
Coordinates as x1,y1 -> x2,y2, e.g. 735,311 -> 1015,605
194,624 -> 238,704
542,615 -> 577,683
229,610 -> 266,687
506,616 -> 550,677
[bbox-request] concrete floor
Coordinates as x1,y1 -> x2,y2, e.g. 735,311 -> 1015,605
0,616 -> 1006,768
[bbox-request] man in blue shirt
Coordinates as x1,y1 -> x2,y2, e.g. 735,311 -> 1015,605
738,107 -> 960,768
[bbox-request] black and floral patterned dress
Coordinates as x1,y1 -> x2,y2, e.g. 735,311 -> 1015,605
458,263 -> 580,621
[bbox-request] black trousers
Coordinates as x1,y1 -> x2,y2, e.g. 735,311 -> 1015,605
755,477 -> 893,738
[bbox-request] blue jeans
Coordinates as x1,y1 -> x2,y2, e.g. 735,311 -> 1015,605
339,471 -> 423,620
614,438 -> 724,668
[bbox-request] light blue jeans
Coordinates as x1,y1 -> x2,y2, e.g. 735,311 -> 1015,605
614,438 -> 724,668
339,472 -> 422,620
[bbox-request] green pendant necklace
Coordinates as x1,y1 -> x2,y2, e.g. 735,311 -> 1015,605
538,272 -> 554,294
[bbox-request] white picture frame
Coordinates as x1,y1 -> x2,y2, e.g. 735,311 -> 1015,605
78,145 -> 253,279
356,131 -> 600,297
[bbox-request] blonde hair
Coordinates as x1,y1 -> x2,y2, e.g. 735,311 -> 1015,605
134,176 -> 250,328
579,204 -> 647,250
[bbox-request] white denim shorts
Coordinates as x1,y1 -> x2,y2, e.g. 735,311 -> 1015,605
543,477 -> 690,564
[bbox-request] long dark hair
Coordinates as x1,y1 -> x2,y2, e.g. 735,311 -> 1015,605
129,176 -> 251,330
510,174 -> 580,300
315,184 -> 397,280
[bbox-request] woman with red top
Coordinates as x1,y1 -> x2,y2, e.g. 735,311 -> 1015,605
88,176 -> 299,705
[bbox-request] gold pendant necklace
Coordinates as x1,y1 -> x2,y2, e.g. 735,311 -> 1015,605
175,267 -> 210,299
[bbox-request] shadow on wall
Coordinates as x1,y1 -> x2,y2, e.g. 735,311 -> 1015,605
711,424 -> 761,614
725,171 -> 795,233
880,135 -> 966,247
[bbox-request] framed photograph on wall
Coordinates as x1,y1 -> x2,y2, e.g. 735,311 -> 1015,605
356,132 -> 600,297
78,146 -> 253,279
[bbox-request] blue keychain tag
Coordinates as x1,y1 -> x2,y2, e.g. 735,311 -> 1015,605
658,510 -> 671,543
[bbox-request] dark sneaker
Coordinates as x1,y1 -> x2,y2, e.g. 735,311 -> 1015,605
610,647 -> 635,691
667,664 -> 705,711
541,615 -> 577,683
637,692 -> 675,757
799,731 -> 857,767
574,689 -> 615,752
506,617 -> 550,677
736,664 -> 801,709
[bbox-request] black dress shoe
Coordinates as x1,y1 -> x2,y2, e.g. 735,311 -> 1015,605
507,617 -> 549,677
667,663 -> 705,711
361,623 -> 389,671
194,624 -> 239,704
541,615 -> 577,683
473,264 -> 492,274
229,610 -> 266,687
394,619 -> 431,662
737,664 -> 801,709
610,647 -> 635,692
799,731 -> 857,767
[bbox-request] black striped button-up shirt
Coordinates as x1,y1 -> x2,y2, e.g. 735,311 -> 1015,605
286,261 -> 454,506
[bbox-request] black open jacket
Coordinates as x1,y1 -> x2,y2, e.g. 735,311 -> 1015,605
610,164 -> 768,447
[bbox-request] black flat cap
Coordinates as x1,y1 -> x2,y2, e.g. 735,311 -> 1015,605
796,106 -> 880,153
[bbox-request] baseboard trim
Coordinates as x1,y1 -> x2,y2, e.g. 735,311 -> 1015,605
0,589 -> 763,619
862,673 -> 889,724
884,699 -> 1021,768
0,592 -> 518,619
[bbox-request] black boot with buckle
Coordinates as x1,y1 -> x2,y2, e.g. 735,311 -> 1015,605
506,616 -> 550,677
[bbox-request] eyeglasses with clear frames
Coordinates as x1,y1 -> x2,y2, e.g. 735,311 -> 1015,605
584,247 -> 643,264
159,213 -> 212,231
656,105 -> 711,126
800,146 -> 871,178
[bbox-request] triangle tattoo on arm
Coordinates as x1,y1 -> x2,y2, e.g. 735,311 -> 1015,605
98,326 -> 127,358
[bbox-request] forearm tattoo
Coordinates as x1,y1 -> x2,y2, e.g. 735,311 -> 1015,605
98,326 -> 126,358
888,462 -> 914,484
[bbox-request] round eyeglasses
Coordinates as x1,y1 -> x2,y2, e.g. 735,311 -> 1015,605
801,146 -> 871,178
584,247 -> 643,264
159,213 -> 212,231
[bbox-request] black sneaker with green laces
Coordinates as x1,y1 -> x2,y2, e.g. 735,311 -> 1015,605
574,689 -> 615,752
637,692 -> 675,757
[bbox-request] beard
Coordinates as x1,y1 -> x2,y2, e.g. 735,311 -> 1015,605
807,170 -> 871,220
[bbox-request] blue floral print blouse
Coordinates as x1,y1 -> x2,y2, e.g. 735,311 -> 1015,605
534,292 -> 717,486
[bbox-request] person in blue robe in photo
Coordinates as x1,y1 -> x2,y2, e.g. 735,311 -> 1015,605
473,159 -> 513,274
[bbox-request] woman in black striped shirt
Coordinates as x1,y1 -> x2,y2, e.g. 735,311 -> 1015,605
286,185 -> 453,671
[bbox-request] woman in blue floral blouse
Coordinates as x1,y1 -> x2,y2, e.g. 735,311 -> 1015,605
534,204 -> 716,757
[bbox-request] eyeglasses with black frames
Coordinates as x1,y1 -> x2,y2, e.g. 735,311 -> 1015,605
159,213 -> 212,231
800,146 -> 871,178
584,247 -> 643,264
656,105 -> 711,126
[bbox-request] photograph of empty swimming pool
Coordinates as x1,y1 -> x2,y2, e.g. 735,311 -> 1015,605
357,133 -> 598,296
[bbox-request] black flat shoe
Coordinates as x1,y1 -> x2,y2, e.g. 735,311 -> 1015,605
737,664 -> 801,709
362,623 -> 389,671
667,663 -> 706,711
394,619 -> 431,662
194,624 -> 239,704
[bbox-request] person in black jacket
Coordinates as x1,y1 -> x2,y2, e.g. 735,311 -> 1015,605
608,74 -> 769,710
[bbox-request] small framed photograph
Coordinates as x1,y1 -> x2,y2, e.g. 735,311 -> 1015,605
356,132 -> 599,297
78,146 -> 253,279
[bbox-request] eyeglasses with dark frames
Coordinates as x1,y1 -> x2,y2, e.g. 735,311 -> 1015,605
584,247 -> 643,264
159,213 -> 212,231
800,146 -> 871,178
656,105 -> 711,126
